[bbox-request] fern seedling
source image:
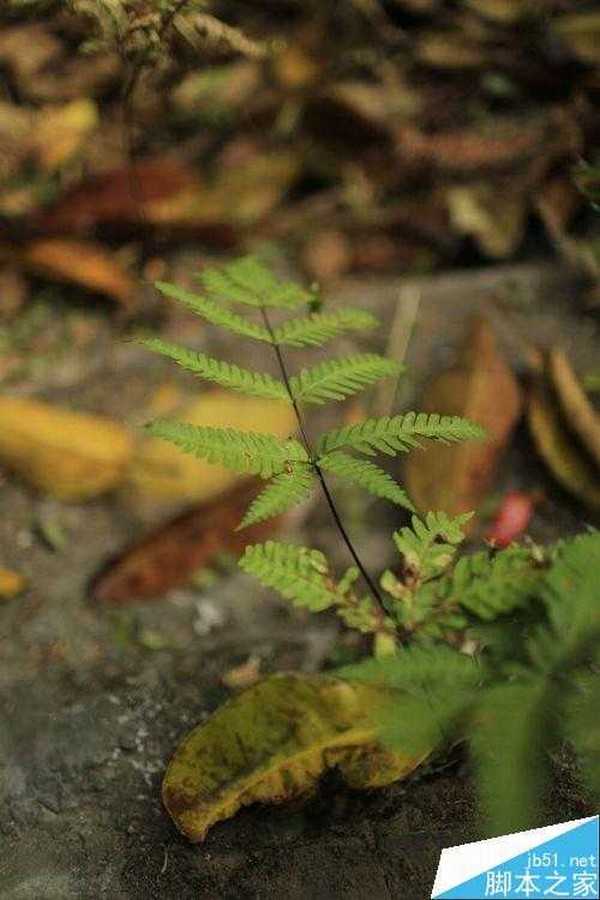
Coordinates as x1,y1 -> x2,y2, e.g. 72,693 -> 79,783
143,255 -> 484,652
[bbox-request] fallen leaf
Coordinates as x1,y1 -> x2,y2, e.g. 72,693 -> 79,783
220,655 -> 262,690
0,395 -> 133,501
162,673 -> 428,842
547,348 -> 600,470
485,491 -> 538,549
92,479 -> 277,604
0,568 -> 27,600
125,390 -> 296,510
33,99 -> 98,173
528,382 -> 600,511
404,318 -> 522,527
554,13 -> 600,66
21,239 -> 137,313
446,182 -> 526,258
36,157 -> 202,232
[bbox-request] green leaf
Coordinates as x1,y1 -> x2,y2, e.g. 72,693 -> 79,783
339,645 -> 481,757
272,309 -> 378,348
239,541 -> 338,611
453,547 -> 544,622
290,354 -> 402,405
471,678 -> 552,836
392,511 -> 472,581
154,282 -> 272,342
146,421 -> 307,479
565,670 -> 600,805
139,337 -> 289,402
317,412 -> 485,457
198,255 -> 313,310
238,466 -> 315,529
319,451 -> 415,511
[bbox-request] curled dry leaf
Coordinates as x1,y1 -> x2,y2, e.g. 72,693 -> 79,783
547,348 -> 600,471
162,673 -> 429,842
92,478 -> 277,604
405,318 -> 522,528
125,390 -> 296,510
21,238 -> 137,313
0,396 -> 133,501
528,378 -> 600,512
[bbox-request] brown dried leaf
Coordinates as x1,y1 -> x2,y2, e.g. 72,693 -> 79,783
36,157 -> 202,232
547,348 -> 600,471
396,117 -> 549,174
528,382 -> 600,511
91,479 -> 277,604
404,318 -> 522,526
21,238 -> 137,313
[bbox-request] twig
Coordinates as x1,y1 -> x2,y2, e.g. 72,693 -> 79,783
373,284 -> 421,417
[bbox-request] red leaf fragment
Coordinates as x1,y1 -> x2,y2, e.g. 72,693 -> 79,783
91,479 -> 277,605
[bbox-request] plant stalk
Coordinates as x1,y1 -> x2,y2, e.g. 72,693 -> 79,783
259,307 -> 390,629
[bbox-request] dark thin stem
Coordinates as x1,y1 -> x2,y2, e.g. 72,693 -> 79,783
259,308 -> 389,623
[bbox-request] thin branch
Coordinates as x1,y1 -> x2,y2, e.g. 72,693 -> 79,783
259,308 -> 390,628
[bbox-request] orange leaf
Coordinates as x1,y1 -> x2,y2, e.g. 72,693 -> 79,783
21,238 -> 136,312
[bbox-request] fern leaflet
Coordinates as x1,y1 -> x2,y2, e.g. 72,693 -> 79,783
240,542 -> 338,611
198,255 -> 313,310
272,309 -> 378,348
139,337 -> 289,402
319,451 -> 415,510
154,282 -> 272,342
393,511 -> 472,581
145,421 -> 307,478
289,354 -> 401,405
317,412 -> 485,457
238,466 -> 315,529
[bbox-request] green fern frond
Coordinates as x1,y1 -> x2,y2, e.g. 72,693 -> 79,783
154,282 -> 272,342
289,354 -> 402,405
319,451 -> 415,511
317,412 -> 485,457
528,531 -> 600,672
565,671 -> 600,804
238,466 -> 315,529
145,421 -> 307,478
139,337 -> 289,402
471,678 -> 551,835
339,644 -> 480,755
272,309 -> 378,348
198,255 -> 313,310
239,541 -> 338,611
453,547 -> 544,622
393,511 -> 472,581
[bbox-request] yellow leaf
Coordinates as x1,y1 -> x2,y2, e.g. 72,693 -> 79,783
126,389 -> 296,508
0,396 -> 133,501
528,382 -> 600,511
162,673 -> 428,842
547,348 -> 600,471
0,567 -> 27,600
34,98 -> 98,172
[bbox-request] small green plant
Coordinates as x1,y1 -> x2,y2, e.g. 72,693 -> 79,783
145,256 -> 600,836
143,254 -> 483,654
